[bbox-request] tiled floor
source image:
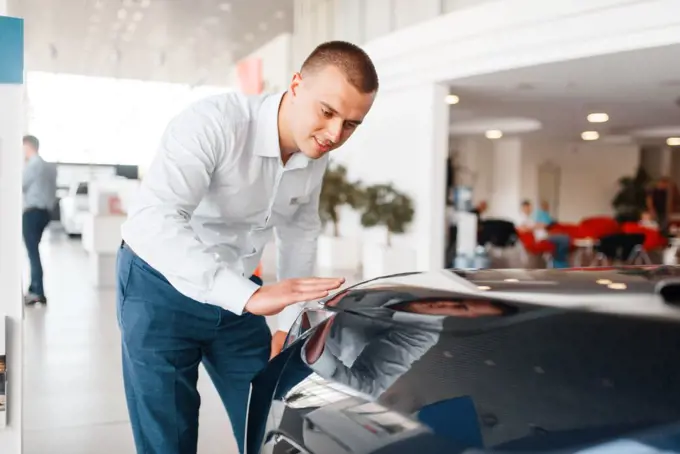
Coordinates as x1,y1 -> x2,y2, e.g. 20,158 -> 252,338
22,229 -> 246,454
22,225 -> 362,453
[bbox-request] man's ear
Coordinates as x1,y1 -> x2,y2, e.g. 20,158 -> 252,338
290,72 -> 303,96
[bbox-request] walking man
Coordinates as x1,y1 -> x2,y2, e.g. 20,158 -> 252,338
117,41 -> 379,454
22,134 -> 57,304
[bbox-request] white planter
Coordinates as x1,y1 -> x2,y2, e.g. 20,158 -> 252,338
316,235 -> 361,272
362,243 -> 417,280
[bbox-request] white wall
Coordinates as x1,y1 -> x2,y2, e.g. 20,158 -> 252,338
333,83 -> 449,272
0,7 -> 24,453
458,137 -> 640,223
231,33 -> 293,93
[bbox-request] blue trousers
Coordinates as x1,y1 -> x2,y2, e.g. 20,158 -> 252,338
548,234 -> 571,269
116,244 -> 271,454
22,208 -> 51,297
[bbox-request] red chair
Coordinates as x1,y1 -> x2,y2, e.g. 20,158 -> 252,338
576,217 -> 620,240
621,222 -> 667,252
517,230 -> 556,267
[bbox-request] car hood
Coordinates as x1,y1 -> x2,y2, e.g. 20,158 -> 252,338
318,266 -> 680,322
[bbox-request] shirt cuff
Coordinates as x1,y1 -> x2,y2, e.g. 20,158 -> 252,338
277,302 -> 303,332
301,339 -> 338,377
207,268 -> 260,315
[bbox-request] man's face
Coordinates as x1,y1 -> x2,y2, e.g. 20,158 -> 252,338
521,203 -> 532,216
23,143 -> 34,161
287,65 -> 376,159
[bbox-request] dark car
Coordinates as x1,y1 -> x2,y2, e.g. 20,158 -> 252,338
246,266 -> 680,454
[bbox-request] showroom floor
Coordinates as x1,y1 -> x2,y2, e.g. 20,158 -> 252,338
21,227 -> 356,454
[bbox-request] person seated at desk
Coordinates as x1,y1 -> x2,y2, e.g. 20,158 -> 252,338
517,200 -> 570,269
639,210 -> 659,230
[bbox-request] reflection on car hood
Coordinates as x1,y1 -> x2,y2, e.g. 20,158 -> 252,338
320,266 -> 680,322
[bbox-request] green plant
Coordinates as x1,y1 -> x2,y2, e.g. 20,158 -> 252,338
612,166 -> 651,221
359,183 -> 414,246
319,163 -> 363,237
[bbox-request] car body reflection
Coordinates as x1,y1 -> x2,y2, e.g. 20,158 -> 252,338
247,266 -> 680,454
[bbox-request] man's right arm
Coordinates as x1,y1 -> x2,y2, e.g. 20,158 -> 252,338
122,103 -> 260,315
123,102 -> 344,317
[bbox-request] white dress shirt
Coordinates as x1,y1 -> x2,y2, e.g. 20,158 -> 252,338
121,91 -> 328,331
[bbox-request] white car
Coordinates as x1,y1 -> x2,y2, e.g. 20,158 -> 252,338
59,181 -> 89,237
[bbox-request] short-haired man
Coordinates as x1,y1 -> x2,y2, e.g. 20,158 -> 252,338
117,41 -> 379,454
22,135 -> 57,304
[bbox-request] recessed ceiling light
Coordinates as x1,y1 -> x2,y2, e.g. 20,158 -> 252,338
667,137 -> 680,146
140,0 -> 151,8
607,283 -> 627,290
219,2 -> 232,12
133,11 -> 144,22
587,113 -> 609,123
477,286 -> 491,291
275,10 -> 285,19
445,94 -> 459,105
485,130 -> 503,139
117,9 -> 128,20
127,22 -> 137,32
244,32 -> 254,41
94,0 -> 104,9
596,279 -> 612,285
581,131 -> 599,141
258,22 -> 268,31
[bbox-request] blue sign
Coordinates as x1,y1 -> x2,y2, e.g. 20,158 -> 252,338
0,16 -> 24,84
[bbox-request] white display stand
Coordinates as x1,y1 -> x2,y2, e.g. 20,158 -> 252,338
456,211 -> 478,257
362,243 -> 417,280
82,214 -> 125,288
316,235 -> 361,272
82,178 -> 138,288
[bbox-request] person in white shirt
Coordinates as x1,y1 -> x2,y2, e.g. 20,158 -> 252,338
517,200 -> 570,268
117,41 -> 378,454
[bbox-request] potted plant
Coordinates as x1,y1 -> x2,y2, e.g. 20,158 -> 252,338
316,163 -> 364,271
359,183 -> 416,279
612,166 -> 651,223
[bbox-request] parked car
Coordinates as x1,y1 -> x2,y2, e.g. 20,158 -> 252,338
247,266 -> 680,454
59,181 -> 89,237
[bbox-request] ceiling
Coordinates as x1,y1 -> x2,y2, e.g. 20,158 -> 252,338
447,44 -> 680,144
10,0 -> 294,85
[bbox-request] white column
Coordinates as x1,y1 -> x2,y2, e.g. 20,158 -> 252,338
0,4 -> 25,453
489,137 -> 523,222
336,82 -> 449,274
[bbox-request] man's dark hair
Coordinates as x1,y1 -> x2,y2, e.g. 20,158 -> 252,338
521,199 -> 531,207
301,41 -> 379,94
23,135 -> 40,152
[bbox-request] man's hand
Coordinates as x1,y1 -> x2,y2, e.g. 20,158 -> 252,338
244,277 -> 344,316
270,330 -> 288,360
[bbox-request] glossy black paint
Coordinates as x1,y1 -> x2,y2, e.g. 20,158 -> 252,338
247,266 -> 680,454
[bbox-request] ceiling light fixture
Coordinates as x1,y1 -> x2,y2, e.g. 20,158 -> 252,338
485,130 -> 503,139
667,137 -> 680,146
244,32 -> 254,41
140,0 -> 151,8
259,22 -> 268,31
117,9 -> 128,20
133,11 -> 144,22
275,10 -> 285,19
581,131 -> 599,141
445,94 -> 459,105
607,283 -> 627,290
219,2 -> 232,12
587,113 -> 609,123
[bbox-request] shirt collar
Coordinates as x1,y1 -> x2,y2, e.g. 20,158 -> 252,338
254,91 -> 310,169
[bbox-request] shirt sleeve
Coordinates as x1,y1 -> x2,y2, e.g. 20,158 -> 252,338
121,102 -> 260,315
273,174 -> 324,332
302,322 -> 441,397
22,159 -> 37,194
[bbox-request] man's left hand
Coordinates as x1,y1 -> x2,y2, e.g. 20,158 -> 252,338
270,330 -> 288,360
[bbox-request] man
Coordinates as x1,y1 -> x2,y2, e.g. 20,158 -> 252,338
646,176 -> 678,233
117,41 -> 378,454
517,200 -> 570,268
22,135 -> 57,304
